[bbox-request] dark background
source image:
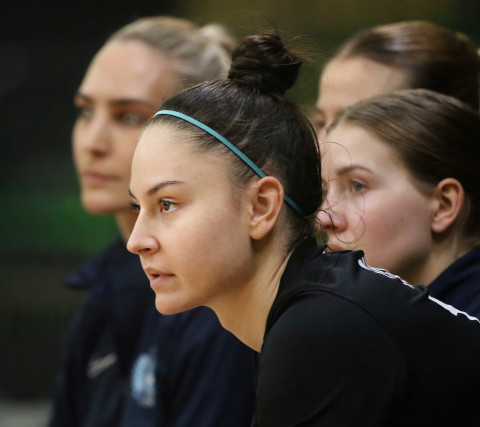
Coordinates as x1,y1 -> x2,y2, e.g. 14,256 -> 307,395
1,0 -> 479,403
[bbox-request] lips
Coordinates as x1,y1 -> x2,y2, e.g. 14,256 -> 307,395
144,267 -> 175,290
81,171 -> 117,184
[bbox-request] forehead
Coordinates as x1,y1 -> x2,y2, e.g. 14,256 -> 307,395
79,40 -> 179,102
317,57 -> 408,113
131,124 -> 232,194
323,123 -> 405,175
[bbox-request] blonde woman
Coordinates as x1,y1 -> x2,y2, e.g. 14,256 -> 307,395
48,17 -> 254,427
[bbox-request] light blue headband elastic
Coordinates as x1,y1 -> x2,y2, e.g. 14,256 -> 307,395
154,109 -> 304,215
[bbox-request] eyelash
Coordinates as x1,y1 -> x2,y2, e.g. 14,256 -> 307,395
158,199 -> 176,213
351,181 -> 366,193
74,105 -> 147,126
311,114 -> 325,131
130,202 -> 140,213
75,105 -> 93,120
129,200 -> 177,214
117,112 -> 147,126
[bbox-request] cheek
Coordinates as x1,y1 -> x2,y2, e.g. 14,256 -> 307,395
362,200 -> 398,234
194,210 -> 245,252
342,190 -> 412,249
173,205 -> 248,275
72,124 -> 84,167
116,133 -> 141,174
361,192 -> 432,256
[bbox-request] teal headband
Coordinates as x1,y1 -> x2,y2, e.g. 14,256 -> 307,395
154,110 -> 303,215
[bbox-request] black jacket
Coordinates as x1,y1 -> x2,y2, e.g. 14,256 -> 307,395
253,239 -> 480,426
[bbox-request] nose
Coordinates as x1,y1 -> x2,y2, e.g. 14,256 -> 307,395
316,198 -> 346,235
317,125 -> 328,144
74,112 -> 113,156
317,209 -> 334,233
127,215 -> 160,255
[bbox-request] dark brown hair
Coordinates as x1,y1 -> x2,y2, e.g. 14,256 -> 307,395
147,32 -> 322,250
330,88 -> 480,248
333,20 -> 480,110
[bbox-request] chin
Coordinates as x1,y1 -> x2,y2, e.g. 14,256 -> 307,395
81,195 -> 126,215
83,204 -> 117,215
154,296 -> 197,316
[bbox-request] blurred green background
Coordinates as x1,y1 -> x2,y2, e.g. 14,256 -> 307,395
1,0 -> 479,404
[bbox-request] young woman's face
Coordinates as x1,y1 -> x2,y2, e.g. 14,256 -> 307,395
73,40 -> 180,214
318,123 -> 436,281
127,125 -> 255,314
314,57 -> 408,139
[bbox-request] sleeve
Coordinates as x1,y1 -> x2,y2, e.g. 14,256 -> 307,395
156,306 -> 256,427
48,295 -> 123,427
255,293 -> 407,427
47,312 -> 81,427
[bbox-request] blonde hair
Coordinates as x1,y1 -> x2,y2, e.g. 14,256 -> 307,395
108,16 -> 236,88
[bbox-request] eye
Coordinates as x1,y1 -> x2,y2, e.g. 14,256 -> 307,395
351,181 -> 366,193
311,112 -> 326,132
159,199 -> 177,213
118,112 -> 147,126
129,202 -> 140,213
75,105 -> 93,120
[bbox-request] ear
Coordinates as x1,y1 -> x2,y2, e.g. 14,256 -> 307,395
431,178 -> 464,234
248,176 -> 285,240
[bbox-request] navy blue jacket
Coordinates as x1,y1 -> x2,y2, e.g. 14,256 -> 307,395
428,246 -> 480,318
49,239 -> 255,427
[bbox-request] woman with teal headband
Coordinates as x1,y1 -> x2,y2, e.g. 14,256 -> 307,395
128,32 -> 480,426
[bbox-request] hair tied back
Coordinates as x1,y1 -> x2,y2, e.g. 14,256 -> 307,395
228,32 -> 303,96
229,69 -> 285,95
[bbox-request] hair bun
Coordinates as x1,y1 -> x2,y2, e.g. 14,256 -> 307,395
228,32 -> 302,95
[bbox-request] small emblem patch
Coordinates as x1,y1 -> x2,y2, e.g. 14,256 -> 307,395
131,352 -> 156,408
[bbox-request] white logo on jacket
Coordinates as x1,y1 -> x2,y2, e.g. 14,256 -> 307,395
87,353 -> 118,378
131,351 -> 156,408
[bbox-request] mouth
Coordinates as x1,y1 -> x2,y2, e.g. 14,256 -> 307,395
82,171 -> 117,184
145,267 -> 175,290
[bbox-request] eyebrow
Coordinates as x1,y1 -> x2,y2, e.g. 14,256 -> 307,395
129,180 -> 186,199
311,106 -> 325,117
74,91 -> 158,109
335,164 -> 372,176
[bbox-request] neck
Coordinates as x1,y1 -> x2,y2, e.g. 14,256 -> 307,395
406,236 -> 470,286
209,242 -> 292,352
115,210 -> 138,242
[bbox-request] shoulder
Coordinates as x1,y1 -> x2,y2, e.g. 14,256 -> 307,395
321,250 -> 413,289
264,291 -> 400,359
272,249 -> 416,330
257,293 -> 406,426
428,246 -> 480,318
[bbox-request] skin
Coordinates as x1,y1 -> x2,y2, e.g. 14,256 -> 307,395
127,125 -> 290,351
72,40 -> 180,239
314,57 -> 409,139
317,123 -> 461,286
